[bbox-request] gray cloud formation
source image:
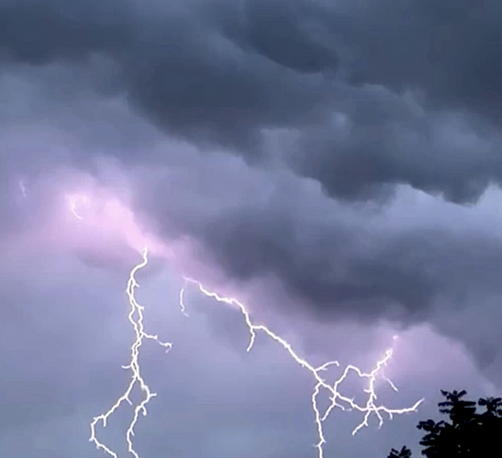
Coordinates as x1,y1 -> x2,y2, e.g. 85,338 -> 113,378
1,0 -> 502,386
1,0 -> 500,201
1,3 -> 502,456
134,152 -> 502,376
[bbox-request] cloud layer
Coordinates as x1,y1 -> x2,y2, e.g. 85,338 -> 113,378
0,2 -> 501,456
1,0 -> 501,200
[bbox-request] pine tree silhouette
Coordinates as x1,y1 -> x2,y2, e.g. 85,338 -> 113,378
387,389 -> 502,457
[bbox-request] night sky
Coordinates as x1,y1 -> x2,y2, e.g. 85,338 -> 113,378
0,1 -> 501,457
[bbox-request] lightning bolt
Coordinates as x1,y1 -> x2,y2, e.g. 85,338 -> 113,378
66,194 -> 88,220
89,248 -> 172,458
74,194 -> 422,458
181,278 -> 424,458
18,179 -> 27,198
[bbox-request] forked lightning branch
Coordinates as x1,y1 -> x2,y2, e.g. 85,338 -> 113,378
90,248 -> 422,458
63,194 -> 422,458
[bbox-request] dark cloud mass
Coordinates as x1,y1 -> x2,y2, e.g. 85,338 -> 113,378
141,164 -> 502,329
339,0 -> 502,120
1,1 -> 502,457
1,0 -> 500,199
1,0 -> 501,353
212,0 -> 339,73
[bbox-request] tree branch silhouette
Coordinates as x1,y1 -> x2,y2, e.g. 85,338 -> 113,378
387,390 -> 502,457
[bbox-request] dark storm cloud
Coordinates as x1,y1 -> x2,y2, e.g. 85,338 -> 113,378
0,0 -> 500,333
288,92 -> 502,202
0,0 -> 133,64
191,199 -> 502,326
210,0 -> 338,74
1,0 -> 500,201
1,5 -> 502,456
330,0 -> 502,121
132,147 -> 502,334
1,0 -> 502,384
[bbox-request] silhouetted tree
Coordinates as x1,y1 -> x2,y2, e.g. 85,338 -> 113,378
388,389 -> 502,457
478,396 -> 502,418
388,445 -> 412,458
438,390 -> 476,427
475,396 -> 502,453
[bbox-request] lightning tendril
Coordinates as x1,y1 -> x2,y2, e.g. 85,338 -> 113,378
181,278 -> 423,458
90,248 -> 423,458
89,248 -> 172,458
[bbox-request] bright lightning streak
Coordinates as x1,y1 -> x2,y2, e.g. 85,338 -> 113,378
178,279 -> 189,317
18,179 -> 27,198
181,277 -> 424,458
89,253 -> 423,458
90,248 -> 172,458
66,194 -> 88,220
79,198 -> 422,458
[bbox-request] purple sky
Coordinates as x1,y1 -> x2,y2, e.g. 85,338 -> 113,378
0,1 -> 501,457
